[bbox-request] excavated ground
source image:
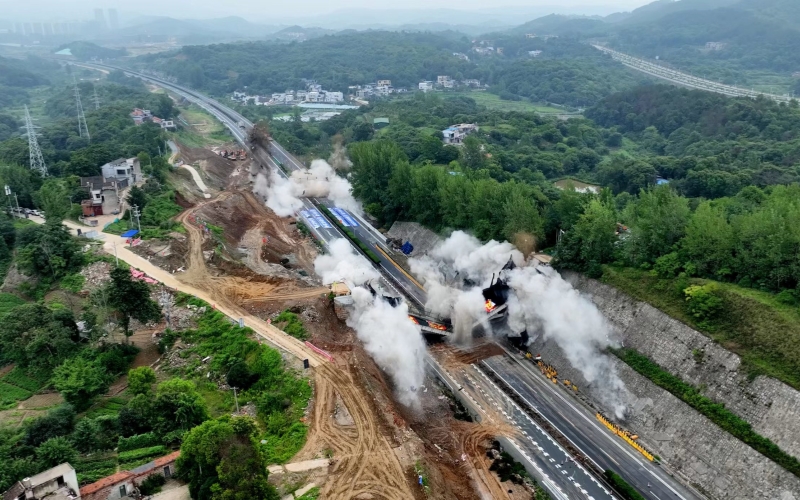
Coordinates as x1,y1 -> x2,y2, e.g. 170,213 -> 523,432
158,142 -> 533,499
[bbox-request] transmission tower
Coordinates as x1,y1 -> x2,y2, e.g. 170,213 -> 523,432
73,77 -> 91,141
92,83 -> 101,110
23,105 -> 48,177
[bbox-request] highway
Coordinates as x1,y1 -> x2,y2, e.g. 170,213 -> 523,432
483,353 -> 700,500
594,45 -> 794,103
78,62 -> 704,500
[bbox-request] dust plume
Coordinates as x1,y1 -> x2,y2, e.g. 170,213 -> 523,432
258,159 -> 362,217
410,231 -> 630,417
328,137 -> 352,171
315,239 -> 426,406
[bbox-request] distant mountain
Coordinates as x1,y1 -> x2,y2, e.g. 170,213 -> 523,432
110,16 -> 280,43
268,25 -> 338,41
502,14 -> 607,36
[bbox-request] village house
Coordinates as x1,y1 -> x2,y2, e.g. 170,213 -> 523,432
442,123 -> 479,145
2,463 -> 80,500
101,157 -> 142,188
79,451 -> 180,500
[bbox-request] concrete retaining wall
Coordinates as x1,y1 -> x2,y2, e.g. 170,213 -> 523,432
522,271 -> 800,499
562,272 -> 800,461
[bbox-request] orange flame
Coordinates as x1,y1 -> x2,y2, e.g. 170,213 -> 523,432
485,299 -> 497,313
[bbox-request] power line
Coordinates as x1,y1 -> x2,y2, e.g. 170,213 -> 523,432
92,83 -> 101,110
23,105 -> 48,177
73,76 -> 91,141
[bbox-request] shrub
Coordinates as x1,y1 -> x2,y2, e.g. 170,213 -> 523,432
684,283 -> 723,323
118,445 -> 166,462
118,432 -> 160,452
138,474 -> 166,495
604,470 -> 645,500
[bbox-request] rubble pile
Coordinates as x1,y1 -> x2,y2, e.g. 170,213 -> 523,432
80,261 -> 112,290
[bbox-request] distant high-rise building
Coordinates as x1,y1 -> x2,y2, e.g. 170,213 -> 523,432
32,23 -> 42,35
14,23 -> 22,34
108,8 -> 119,29
23,22 -> 32,35
94,8 -> 107,29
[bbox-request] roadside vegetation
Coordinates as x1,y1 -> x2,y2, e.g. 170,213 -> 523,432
613,348 -> 800,480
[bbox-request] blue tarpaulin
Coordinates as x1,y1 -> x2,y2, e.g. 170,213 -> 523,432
401,241 -> 414,255
120,229 -> 140,238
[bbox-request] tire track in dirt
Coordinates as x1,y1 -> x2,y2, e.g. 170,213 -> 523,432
176,199 -> 416,499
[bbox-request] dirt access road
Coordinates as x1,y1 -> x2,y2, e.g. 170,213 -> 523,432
174,194 -> 417,500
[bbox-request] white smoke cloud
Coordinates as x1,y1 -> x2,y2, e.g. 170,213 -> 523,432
315,239 -> 426,406
506,266 -> 629,417
410,231 -> 630,417
314,238 -> 380,285
259,159 -> 362,218
263,169 -> 304,217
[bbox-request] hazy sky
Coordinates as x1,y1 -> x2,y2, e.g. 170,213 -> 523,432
5,0 -> 653,22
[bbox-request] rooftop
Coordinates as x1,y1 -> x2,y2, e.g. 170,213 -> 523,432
79,471 -> 133,497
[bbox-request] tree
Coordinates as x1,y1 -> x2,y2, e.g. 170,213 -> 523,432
681,201 -> 735,278
349,140 -> 407,208
119,394 -> 155,437
34,179 -> 71,222
36,437 -> 77,468
128,366 -> 157,396
52,357 -> 109,411
16,220 -> 84,281
622,186 -> 690,267
24,405 -> 76,447
555,199 -> 618,274
177,417 -> 278,500
0,303 -> 79,371
71,418 -> 100,452
126,185 -> 148,213
151,378 -> 209,439
461,135 -> 485,170
107,266 -> 161,338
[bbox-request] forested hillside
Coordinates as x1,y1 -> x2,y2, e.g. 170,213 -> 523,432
140,32 -> 474,95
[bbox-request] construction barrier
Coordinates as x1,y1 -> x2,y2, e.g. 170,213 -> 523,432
596,413 -> 655,462
304,341 -> 334,362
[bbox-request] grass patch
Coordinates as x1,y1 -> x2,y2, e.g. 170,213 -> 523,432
0,366 -> 47,393
84,396 -> 128,419
444,91 -> 569,113
274,310 -> 308,341
171,295 -> 312,465
0,293 -> 25,317
613,347 -> 800,480
296,487 -> 320,500
604,470 -> 645,500
118,445 -> 167,462
0,381 -> 33,408
601,265 -> 800,390
173,105 -> 231,147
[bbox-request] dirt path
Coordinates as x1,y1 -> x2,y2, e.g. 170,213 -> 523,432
306,363 -> 415,500
175,200 -> 416,498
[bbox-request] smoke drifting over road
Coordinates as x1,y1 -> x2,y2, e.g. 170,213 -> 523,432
258,159 -> 361,217
315,239 -> 426,407
410,231 -> 630,417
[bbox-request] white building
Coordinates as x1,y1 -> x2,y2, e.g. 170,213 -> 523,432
529,50 -> 543,57
442,123 -> 479,145
462,79 -> 481,87
101,157 -> 142,188
377,79 -> 391,86
324,91 -> 344,103
419,81 -> 434,92
2,463 -> 80,500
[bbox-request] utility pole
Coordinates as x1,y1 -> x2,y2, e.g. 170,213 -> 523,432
233,387 -> 240,413
14,193 -> 20,215
113,241 -> 118,265
23,105 -> 47,177
73,76 -> 90,141
132,204 -> 141,232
